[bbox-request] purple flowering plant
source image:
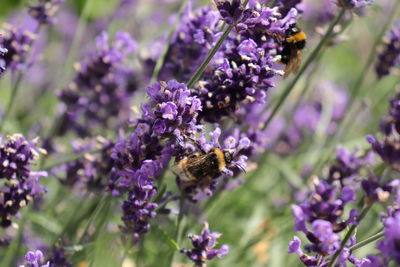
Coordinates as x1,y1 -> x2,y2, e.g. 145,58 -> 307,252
0,0 -> 399,266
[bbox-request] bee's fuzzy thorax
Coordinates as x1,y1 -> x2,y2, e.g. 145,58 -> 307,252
286,31 -> 307,43
213,148 -> 226,171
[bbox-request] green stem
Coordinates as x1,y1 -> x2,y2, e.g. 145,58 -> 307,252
349,230 -> 384,252
166,193 -> 186,267
261,8 -> 346,131
328,204 -> 372,267
78,194 -> 111,243
42,148 -> 101,171
186,0 -> 250,88
150,0 -> 189,83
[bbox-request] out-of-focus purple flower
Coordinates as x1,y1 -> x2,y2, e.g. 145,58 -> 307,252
58,31 -> 137,137
46,246 -> 72,267
377,208 -> 400,265
120,185 -> 158,239
311,219 -> 340,255
299,0 -> 336,26
0,134 -> 47,227
361,178 -> 398,204
367,87 -> 400,169
143,6 -> 221,82
269,82 -> 348,155
0,46 -> 7,75
288,236 -> 318,266
21,250 -> 49,267
180,222 -> 229,266
0,23 -> 36,72
291,179 -> 357,235
51,137 -> 114,191
348,254 -> 385,267
337,0 -> 373,10
275,0 -> 302,17
28,0 -> 63,25
375,21 -> 400,79
214,0 -> 244,25
328,147 -> 374,185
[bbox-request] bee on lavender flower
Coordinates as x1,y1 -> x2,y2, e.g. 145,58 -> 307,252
279,23 -> 307,78
172,138 -> 243,189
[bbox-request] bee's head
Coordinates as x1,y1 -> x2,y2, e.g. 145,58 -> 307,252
222,149 -> 234,164
287,23 -> 300,35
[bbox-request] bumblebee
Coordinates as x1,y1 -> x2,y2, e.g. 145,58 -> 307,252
172,147 -> 234,189
280,24 -> 307,78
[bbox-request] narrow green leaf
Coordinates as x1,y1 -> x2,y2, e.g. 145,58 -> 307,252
152,225 -> 180,251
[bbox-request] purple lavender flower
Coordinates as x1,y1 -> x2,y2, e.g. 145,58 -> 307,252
367,89 -> 400,170
52,137 -> 114,191
145,80 -> 202,138
289,145 -> 372,265
327,147 -> 374,185
46,246 -> 72,267
110,80 -> 203,239
337,0 -> 373,10
288,236 -> 318,266
310,219 -> 340,255
195,6 -> 298,123
275,0 -> 303,17
0,46 -> 7,75
0,23 -> 36,72
375,21 -> 400,79
58,31 -> 137,137
120,185 -> 158,239
361,178 -> 397,204
377,207 -> 400,265
21,250 -> 50,267
28,0 -> 63,25
214,0 -> 244,25
180,222 -> 229,267
0,134 -> 47,227
299,0 -> 337,26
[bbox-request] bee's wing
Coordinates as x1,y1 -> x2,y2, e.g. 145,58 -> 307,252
283,49 -> 302,78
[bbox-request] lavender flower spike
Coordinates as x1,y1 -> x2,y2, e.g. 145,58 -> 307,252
377,208 -> 400,264
214,0 -> 245,25
375,20 -> 400,79
0,24 -> 36,72
181,222 -> 229,267
0,134 -> 47,227
28,0 -> 64,25
0,46 -> 7,75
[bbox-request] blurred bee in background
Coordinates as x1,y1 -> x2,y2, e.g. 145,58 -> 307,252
172,138 -> 244,190
279,23 -> 307,78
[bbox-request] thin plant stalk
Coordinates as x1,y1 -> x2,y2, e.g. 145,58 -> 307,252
166,193 -> 186,267
150,0 -> 189,83
328,204 -> 372,267
349,230 -> 384,252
